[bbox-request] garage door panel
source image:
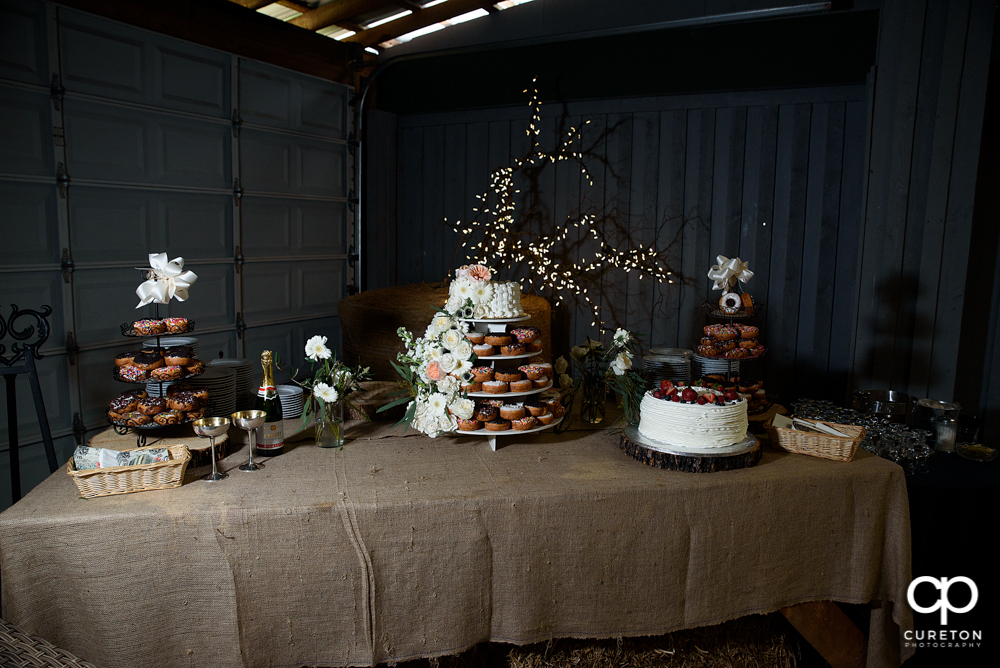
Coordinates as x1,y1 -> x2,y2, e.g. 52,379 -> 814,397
242,260 -> 341,324
72,268 -> 151,346
161,263 -> 234,332
77,347 -> 132,427
194,330 -> 238,363
0,0 -> 49,86
65,101 -> 230,187
0,87 -> 53,176
0,352 -> 74,447
0,272 -> 66,345
0,182 -> 60,266
158,46 -> 228,116
241,200 -> 345,257
240,60 -> 348,140
243,315 -> 341,380
241,130 -> 345,197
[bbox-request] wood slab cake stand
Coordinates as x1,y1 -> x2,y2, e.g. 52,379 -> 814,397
619,424 -> 761,472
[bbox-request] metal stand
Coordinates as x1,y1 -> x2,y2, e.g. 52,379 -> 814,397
0,305 -> 58,503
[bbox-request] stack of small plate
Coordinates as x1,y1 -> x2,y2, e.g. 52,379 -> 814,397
144,336 -> 199,358
208,358 -> 255,411
692,354 -> 740,378
644,348 -> 693,386
277,385 -> 305,419
185,366 -> 238,418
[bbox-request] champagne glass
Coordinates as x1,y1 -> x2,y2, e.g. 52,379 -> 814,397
231,410 -> 266,472
192,417 -> 230,481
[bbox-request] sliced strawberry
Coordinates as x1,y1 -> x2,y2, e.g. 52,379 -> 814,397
659,379 -> 674,392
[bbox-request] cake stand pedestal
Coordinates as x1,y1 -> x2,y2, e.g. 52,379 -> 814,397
619,425 -> 761,472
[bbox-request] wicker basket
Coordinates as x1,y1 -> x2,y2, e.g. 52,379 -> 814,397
764,417 -> 865,462
66,444 -> 191,498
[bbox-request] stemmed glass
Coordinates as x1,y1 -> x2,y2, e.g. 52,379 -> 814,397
231,410 -> 266,472
192,417 -> 230,481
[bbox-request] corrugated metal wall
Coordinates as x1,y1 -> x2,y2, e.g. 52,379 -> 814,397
367,0 -> 996,423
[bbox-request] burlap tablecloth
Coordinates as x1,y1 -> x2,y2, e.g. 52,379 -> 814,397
0,424 -> 913,668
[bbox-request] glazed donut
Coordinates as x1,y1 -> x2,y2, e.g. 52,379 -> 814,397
483,380 -> 508,394
465,332 -> 486,344
137,396 -> 167,416
500,343 -> 526,356
167,391 -> 199,412
108,394 -> 137,414
115,351 -> 139,367
510,379 -> 533,392
185,360 -> 205,375
150,365 -> 182,381
484,334 -> 511,346
500,404 -> 525,420
461,381 -> 482,393
163,346 -> 193,366
473,343 -> 494,357
697,344 -> 720,357
740,325 -> 759,339
719,292 -> 742,314
740,293 -> 754,314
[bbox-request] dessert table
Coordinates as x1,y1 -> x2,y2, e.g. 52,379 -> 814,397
0,422 -> 913,668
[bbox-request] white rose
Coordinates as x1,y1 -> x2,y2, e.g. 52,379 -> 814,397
432,314 -> 452,334
449,397 -> 475,420
442,329 -> 464,350
445,295 -> 464,313
559,373 -> 574,390
436,375 -> 459,394
438,353 -> 458,373
452,340 -> 473,361
554,356 -> 569,375
611,351 -> 632,376
438,412 -> 458,434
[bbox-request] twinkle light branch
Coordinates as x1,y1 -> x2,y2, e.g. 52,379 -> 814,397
446,79 -> 683,329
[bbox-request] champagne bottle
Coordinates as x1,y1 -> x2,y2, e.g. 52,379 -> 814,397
255,350 -> 285,456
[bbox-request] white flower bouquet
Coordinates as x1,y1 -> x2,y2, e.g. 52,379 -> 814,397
380,309 -> 479,437
561,328 -> 649,426
293,335 -> 371,445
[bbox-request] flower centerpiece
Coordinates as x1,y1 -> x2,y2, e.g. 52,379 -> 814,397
295,335 -> 370,449
559,328 -> 648,426
444,264 -> 496,318
380,308 -> 479,438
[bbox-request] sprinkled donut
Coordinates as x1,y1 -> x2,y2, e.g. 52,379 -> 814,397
740,325 -> 759,339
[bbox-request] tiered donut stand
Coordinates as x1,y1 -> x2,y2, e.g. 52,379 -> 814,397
694,299 -> 767,383
459,315 -> 562,451
107,303 -> 206,447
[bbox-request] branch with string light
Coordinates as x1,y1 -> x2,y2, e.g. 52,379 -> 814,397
446,80 -> 682,328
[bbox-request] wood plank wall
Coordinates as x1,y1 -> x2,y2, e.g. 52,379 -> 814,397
365,0 -> 996,428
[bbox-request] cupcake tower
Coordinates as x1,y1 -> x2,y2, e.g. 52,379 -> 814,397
456,315 -> 566,450
107,314 -> 209,446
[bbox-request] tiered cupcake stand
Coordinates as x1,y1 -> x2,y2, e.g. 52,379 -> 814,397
459,315 -> 562,451
107,305 -> 205,447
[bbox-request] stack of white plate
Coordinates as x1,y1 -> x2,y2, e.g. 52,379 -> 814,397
644,348 -> 693,385
185,366 -> 238,418
277,385 -> 305,419
208,358 -> 255,411
692,354 -> 740,378
144,336 -> 199,358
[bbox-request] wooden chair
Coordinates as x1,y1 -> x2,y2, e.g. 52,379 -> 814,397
0,305 -> 58,503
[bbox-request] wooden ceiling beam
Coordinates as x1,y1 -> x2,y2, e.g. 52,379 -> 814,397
53,0 -> 354,84
229,0 -> 274,9
345,0 -> 497,48
288,0 -> 395,32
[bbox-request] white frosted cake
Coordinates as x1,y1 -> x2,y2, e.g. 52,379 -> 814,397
446,264 -> 525,318
638,387 -> 748,450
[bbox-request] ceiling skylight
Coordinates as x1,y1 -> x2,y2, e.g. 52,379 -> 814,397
317,26 -> 357,40
364,9 -> 414,29
256,3 -> 302,22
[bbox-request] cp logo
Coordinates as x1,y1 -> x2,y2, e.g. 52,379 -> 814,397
907,576 -> 978,624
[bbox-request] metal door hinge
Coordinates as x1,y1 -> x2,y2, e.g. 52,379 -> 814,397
56,163 -> 70,198
50,74 -> 65,111
66,331 -> 79,365
347,189 -> 358,211
231,109 -> 242,138
53,126 -> 65,147
233,178 -> 243,206
234,246 -> 244,274
61,248 -> 74,283
347,131 -> 357,156
236,312 -> 246,339
347,244 -> 359,268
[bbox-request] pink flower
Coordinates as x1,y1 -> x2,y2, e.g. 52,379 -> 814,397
426,361 -> 444,381
455,265 -> 470,279
467,265 -> 491,282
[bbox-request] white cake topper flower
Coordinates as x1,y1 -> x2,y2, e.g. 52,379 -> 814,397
135,252 -> 199,308
707,255 -> 753,292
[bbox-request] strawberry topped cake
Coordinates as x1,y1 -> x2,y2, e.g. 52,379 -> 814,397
638,380 -> 748,449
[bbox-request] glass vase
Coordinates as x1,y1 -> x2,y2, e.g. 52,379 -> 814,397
580,381 -> 607,425
315,400 -> 345,449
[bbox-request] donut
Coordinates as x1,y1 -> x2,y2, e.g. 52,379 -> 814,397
740,325 -> 759,339
520,365 -> 545,380
132,319 -> 165,335
509,328 -> 536,344
739,339 -> 757,349
747,345 -> 766,358
484,334 -> 511,346
137,396 -> 167,416
185,360 -> 205,375
724,348 -> 748,360
108,394 -> 138,414
531,377 -> 550,389
168,391 -> 199,412
472,366 -> 494,382
527,341 -> 543,353
704,324 -> 722,337
740,293 -> 754,314
512,416 -> 537,431
162,317 -> 189,333
484,419 -> 511,432
510,379 -> 533,392
122,411 -> 150,427
483,380 -> 508,394
494,367 -> 522,382
461,381 -> 482,393
190,388 -> 210,402
185,408 -> 207,420
717,340 -> 737,352
149,365 -> 182,381
501,343 -> 526,356
118,366 -> 148,382
523,401 -> 546,417
534,362 -> 553,376
456,418 -> 481,431
499,404 -> 525,420
473,344 -> 494,357
719,292 -> 742,314
700,337 -> 715,347
474,405 -> 499,422
550,404 -> 566,419
166,382 -> 194,396
482,398 -> 505,409
132,350 -> 164,371
115,351 -> 139,367
536,412 -> 554,425
163,346 -> 193,366
715,326 -> 739,342
154,409 -> 185,426
465,332 -> 486,345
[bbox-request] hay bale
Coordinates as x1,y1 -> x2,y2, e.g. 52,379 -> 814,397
345,381 -> 407,421
339,284 -> 552,382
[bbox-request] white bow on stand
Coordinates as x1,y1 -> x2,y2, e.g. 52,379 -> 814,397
707,255 -> 753,292
135,253 -> 199,308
